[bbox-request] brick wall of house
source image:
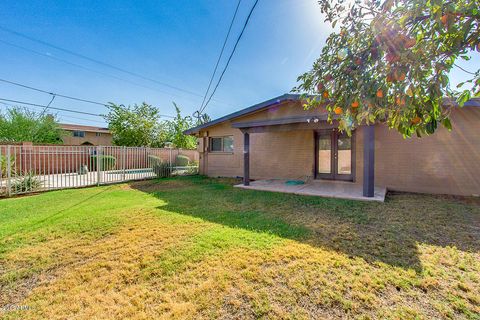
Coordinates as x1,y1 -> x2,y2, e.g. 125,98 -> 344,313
61,130 -> 113,146
198,100 -> 480,196
372,107 -> 480,195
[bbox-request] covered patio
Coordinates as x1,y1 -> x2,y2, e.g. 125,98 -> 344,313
235,179 -> 386,202
235,113 -> 380,202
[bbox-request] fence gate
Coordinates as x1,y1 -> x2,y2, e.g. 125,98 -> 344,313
0,144 -> 198,196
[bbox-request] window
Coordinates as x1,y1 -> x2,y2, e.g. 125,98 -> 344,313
210,136 -> 234,152
73,131 -> 85,138
96,132 -> 102,137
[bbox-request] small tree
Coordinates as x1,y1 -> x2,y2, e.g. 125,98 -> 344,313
160,103 -> 197,149
196,113 -> 211,126
0,107 -> 63,144
105,102 -> 162,147
295,0 -> 479,137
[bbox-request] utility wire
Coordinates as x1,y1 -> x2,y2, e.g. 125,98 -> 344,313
198,0 -> 243,114
0,97 -> 176,119
0,100 -> 106,124
0,98 -> 103,116
0,39 -> 235,109
0,78 -> 108,106
41,94 -> 56,115
0,40 -> 184,98
199,0 -> 260,114
0,25 -> 227,102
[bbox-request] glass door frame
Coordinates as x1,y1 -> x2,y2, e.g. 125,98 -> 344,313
314,129 -> 356,181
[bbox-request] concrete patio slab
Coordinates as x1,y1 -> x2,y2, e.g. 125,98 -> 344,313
235,179 -> 386,202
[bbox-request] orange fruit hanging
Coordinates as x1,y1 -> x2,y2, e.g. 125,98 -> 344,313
351,101 -> 359,108
323,91 -> 329,99
405,38 -> 416,48
441,14 -> 448,26
334,106 -> 343,115
376,89 -> 384,98
412,116 -> 421,124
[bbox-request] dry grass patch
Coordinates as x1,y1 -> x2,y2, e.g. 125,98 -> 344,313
1,176 -> 479,319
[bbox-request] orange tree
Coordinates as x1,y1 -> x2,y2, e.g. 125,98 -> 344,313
294,0 -> 479,136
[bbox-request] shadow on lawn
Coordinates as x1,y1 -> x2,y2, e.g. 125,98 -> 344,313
130,177 -> 480,272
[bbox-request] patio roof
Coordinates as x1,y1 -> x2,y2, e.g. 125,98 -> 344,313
184,95 -> 480,135
231,114 -> 337,129
184,94 -> 303,135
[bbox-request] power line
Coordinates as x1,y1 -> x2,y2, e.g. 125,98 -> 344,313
0,78 -> 108,106
0,100 -> 105,125
0,39 -> 184,98
0,25 -> 232,103
0,97 -> 176,119
198,0 -> 243,114
55,114 -> 107,125
0,39 -> 235,109
0,98 -> 103,116
199,0 -> 260,114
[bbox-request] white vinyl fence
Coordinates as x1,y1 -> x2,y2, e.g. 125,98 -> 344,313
0,144 -> 199,196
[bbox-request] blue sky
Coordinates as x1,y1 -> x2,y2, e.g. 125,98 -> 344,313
0,0 -> 478,126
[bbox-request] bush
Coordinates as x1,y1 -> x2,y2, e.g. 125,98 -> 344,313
11,172 -> 42,193
148,155 -> 171,178
175,155 -> 190,167
90,155 -> 116,171
0,155 -> 15,177
148,155 -> 162,166
153,161 -> 171,178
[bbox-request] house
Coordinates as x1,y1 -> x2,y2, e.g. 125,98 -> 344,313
184,94 -> 480,198
60,123 -> 112,146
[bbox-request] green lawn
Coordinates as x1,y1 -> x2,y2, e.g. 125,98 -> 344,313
0,176 -> 479,319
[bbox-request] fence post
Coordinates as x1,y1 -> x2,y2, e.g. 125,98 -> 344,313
145,147 -> 149,180
97,146 -> 102,186
169,147 -> 172,175
122,146 -> 126,182
6,146 -> 12,197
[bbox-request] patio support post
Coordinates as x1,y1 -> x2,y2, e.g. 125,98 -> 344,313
243,131 -> 250,186
363,125 -> 375,197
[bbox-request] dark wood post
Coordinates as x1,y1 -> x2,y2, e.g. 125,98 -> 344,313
243,131 -> 250,186
363,125 -> 375,197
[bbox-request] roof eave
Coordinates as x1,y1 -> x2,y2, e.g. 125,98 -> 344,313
183,93 -> 304,135
183,96 -> 480,135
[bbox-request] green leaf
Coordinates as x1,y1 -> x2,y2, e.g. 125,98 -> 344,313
442,118 -> 452,131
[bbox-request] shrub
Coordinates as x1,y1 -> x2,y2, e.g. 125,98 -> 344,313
11,172 -> 42,193
184,160 -> 199,175
148,155 -> 162,167
90,155 -> 116,171
148,155 -> 171,178
153,161 -> 171,178
175,155 -> 190,167
0,155 -> 15,177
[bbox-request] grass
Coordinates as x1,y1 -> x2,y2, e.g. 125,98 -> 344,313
0,176 -> 479,319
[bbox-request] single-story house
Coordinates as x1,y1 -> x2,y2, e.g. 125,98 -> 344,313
184,94 -> 480,199
60,123 -> 112,146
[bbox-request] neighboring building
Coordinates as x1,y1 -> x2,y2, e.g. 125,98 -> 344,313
184,94 -> 480,197
60,123 -> 112,146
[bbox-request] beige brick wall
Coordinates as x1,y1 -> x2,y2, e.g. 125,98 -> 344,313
62,131 -> 113,146
198,100 -> 480,196
373,107 -> 480,196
